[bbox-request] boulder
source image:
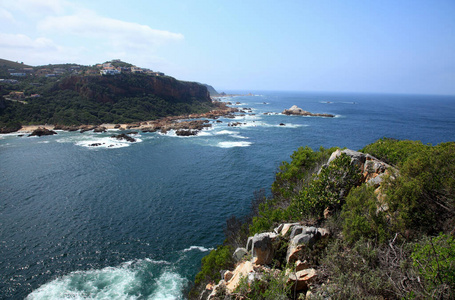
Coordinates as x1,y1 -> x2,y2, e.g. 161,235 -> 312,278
246,232 -> 278,265
233,247 -> 248,262
223,270 -> 234,282
93,126 -> 106,133
225,260 -> 254,292
28,127 -> 57,137
294,259 -> 310,271
111,133 -> 136,142
175,129 -> 198,136
287,227 -> 321,264
287,268 -> 318,292
274,223 -> 300,236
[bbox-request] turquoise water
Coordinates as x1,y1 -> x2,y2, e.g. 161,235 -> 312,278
1,91 -> 454,299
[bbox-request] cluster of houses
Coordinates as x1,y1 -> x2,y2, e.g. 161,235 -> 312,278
6,66 -> 81,78
4,60 -> 165,78
97,61 -> 165,76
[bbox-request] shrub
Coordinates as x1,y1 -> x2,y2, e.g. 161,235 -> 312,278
342,185 -> 389,243
384,142 -> 455,236
234,269 -> 290,300
291,153 -> 362,219
411,233 -> 455,298
190,245 -> 234,298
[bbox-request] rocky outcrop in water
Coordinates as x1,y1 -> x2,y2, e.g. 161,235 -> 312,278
28,127 -> 57,137
111,133 -> 136,142
282,105 -> 334,117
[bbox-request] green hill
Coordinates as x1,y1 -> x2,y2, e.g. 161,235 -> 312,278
0,63 -> 218,131
0,58 -> 32,69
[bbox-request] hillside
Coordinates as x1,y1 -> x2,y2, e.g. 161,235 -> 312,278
0,60 -> 219,132
0,58 -> 32,69
191,139 -> 455,299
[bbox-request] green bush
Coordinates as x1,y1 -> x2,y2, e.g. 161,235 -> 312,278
234,270 -> 290,300
272,146 -> 337,199
411,233 -> 455,297
291,153 -> 362,219
360,138 -> 429,166
342,185 -> 389,243
384,142 -> 455,236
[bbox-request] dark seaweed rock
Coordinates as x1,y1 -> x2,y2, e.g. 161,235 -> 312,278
175,129 -> 198,136
28,128 -> 57,137
111,133 -> 136,142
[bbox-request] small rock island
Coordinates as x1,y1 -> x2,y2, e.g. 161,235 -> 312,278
282,105 -> 334,118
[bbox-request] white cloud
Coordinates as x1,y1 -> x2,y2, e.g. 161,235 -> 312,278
0,0 -> 67,16
0,7 -> 15,23
0,33 -> 85,65
0,1 -> 184,67
38,11 -> 184,49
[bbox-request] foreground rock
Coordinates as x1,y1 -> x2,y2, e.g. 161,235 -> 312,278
282,105 -> 334,117
28,127 -> 57,137
200,149 -> 396,299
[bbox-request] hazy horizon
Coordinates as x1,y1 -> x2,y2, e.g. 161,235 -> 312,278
1,0 -> 454,95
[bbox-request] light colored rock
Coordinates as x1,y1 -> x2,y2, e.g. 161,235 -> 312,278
246,232 -> 278,265
274,222 -> 300,236
287,227 -> 321,264
224,270 -> 234,282
287,268 -> 318,292
233,247 -> 248,262
317,228 -> 330,238
207,280 -> 227,300
225,260 -> 254,292
295,259 -> 310,271
289,226 -> 319,240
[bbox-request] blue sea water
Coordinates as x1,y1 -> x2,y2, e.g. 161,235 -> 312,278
0,91 -> 454,299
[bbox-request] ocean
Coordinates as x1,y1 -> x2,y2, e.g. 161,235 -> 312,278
1,91 -> 454,299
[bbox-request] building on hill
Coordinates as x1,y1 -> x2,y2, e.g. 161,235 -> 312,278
35,69 -> 52,77
9,91 -> 25,99
100,69 -> 121,75
10,72 -> 26,77
131,66 -> 143,74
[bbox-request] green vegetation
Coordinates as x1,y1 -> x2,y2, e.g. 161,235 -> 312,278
0,61 -> 216,130
190,139 -> 455,299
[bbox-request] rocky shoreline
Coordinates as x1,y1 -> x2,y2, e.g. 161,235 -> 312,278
15,105 -> 240,137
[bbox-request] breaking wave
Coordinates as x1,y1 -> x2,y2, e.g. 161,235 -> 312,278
217,141 -> 253,148
26,259 -> 185,300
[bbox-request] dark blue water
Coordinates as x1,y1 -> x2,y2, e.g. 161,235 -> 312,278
1,91 -> 454,299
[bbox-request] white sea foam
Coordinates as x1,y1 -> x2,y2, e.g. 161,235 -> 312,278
217,141 -> 252,148
216,130 -> 237,135
182,246 -> 214,253
26,259 -> 183,300
149,271 -> 187,300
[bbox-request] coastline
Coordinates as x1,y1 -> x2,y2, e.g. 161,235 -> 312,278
14,105 -> 238,134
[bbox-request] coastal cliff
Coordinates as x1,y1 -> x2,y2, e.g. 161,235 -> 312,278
190,139 -> 455,299
0,70 -> 218,128
57,74 -> 212,104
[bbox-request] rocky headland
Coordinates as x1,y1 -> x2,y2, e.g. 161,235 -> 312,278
196,149 -> 395,299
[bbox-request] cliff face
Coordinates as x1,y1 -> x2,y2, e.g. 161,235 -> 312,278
56,74 -> 211,104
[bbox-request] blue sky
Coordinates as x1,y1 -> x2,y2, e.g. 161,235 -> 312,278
1,0 -> 454,95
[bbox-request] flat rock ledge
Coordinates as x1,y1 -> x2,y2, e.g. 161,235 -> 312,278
282,105 -> 334,117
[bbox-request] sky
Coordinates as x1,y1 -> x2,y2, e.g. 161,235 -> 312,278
0,0 -> 454,95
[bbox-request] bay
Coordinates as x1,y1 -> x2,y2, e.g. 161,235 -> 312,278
1,91 -> 454,299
